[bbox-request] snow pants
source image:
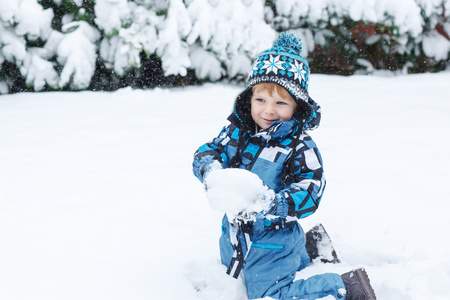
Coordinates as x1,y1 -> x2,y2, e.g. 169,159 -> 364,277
219,215 -> 345,300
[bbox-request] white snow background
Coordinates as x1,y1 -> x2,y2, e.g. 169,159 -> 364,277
1,72 -> 450,299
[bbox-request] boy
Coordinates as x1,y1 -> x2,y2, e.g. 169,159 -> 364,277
193,32 -> 376,300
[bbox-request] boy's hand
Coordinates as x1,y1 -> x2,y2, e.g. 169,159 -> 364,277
255,195 -> 275,217
235,195 -> 274,222
203,168 -> 274,220
201,160 -> 222,183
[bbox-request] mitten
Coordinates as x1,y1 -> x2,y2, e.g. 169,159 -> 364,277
254,195 -> 275,218
200,160 -> 222,183
237,194 -> 275,221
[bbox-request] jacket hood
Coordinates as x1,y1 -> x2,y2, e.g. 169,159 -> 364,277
227,88 -> 322,133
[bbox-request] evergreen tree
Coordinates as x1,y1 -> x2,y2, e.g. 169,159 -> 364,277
0,0 -> 448,93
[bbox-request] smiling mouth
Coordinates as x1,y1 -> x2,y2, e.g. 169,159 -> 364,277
263,119 -> 277,123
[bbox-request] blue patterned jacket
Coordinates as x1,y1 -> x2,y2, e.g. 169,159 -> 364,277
193,118 -> 325,223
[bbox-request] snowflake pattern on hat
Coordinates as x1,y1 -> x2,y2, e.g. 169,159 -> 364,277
251,54 -> 308,87
247,32 -> 311,105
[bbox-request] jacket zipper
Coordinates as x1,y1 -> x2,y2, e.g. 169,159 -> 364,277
251,243 -> 284,250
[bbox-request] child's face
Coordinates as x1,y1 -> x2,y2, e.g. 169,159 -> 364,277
250,85 -> 297,130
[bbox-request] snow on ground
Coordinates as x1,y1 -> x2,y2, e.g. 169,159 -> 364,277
1,71 -> 450,300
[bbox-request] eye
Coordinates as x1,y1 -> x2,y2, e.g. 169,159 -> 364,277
255,98 -> 265,102
277,101 -> 287,105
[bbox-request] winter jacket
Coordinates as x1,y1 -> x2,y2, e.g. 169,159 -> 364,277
193,119 -> 325,224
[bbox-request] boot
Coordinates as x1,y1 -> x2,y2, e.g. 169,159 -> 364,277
340,268 -> 376,300
305,223 -> 340,263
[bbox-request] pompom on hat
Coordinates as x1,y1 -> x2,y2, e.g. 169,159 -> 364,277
228,32 -> 321,131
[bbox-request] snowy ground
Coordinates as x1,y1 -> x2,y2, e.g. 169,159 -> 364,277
1,71 -> 450,300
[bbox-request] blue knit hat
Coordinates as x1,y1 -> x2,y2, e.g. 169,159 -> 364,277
229,32 -> 321,131
249,32 -> 310,105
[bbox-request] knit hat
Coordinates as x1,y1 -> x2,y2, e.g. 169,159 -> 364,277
228,32 -> 321,131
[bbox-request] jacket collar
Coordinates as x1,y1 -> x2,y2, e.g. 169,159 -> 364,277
253,120 -> 298,142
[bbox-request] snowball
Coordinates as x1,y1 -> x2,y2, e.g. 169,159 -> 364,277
204,168 -> 274,219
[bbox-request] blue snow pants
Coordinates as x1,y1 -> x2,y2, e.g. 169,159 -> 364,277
219,215 -> 345,300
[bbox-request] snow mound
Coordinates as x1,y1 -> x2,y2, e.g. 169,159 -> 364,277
185,258 -> 248,300
204,168 -> 274,219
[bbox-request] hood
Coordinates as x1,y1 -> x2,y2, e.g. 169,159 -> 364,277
227,88 -> 322,133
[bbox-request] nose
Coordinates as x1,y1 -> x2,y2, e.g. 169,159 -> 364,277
265,102 -> 275,114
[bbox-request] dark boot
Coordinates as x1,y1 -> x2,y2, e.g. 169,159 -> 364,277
341,268 -> 377,300
305,223 -> 340,263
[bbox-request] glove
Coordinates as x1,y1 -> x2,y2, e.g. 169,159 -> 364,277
204,168 -> 274,220
200,160 -> 222,184
255,195 -> 275,218
235,195 -> 275,222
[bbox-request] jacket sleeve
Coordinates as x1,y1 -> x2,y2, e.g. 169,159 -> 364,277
192,124 -> 237,182
274,133 -> 326,220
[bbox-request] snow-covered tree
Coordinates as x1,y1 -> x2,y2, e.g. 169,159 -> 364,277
0,0 -> 55,91
97,0 -> 275,82
186,0 -> 276,81
0,0 -> 100,92
0,0 -> 449,93
157,0 -> 192,76
95,0 -> 131,36
417,0 -> 450,62
54,21 -> 100,89
265,0 -> 449,74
